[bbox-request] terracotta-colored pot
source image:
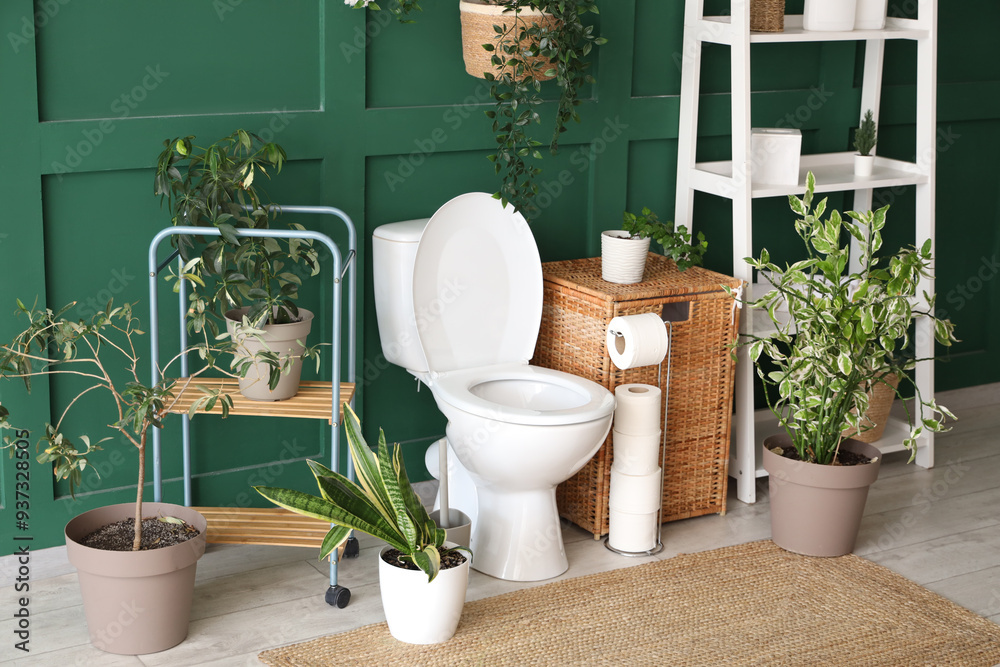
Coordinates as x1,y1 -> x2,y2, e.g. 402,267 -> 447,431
762,435 -> 880,557
65,503 -> 207,655
225,306 -> 313,401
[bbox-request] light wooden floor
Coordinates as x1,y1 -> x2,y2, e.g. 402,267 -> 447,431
2,383 -> 999,666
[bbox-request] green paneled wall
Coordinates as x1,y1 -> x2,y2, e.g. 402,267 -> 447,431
1,0 -> 998,553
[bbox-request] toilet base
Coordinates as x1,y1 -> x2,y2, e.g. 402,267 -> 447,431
471,486 -> 568,582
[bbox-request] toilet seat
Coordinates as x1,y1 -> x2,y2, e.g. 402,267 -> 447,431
431,364 -> 615,426
412,193 -> 543,374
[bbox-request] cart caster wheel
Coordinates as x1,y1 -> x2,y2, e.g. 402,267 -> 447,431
325,585 -> 351,608
345,536 -> 360,558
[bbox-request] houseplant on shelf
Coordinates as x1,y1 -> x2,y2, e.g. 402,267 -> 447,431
0,299 -> 254,654
256,404 -> 471,645
154,129 -> 323,401
853,109 -> 877,177
602,206 -> 707,284
727,173 -> 956,557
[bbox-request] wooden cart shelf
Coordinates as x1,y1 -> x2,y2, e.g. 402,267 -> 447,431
193,507 -> 341,553
164,377 -> 355,423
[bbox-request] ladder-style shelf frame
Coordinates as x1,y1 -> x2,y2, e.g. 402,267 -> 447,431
147,206 -> 358,603
675,1 -> 938,504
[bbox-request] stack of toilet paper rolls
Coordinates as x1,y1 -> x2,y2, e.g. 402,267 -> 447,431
608,383 -> 662,552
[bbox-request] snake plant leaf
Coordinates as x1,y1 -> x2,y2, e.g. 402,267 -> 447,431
306,460 -> 406,546
343,404 -> 395,521
319,524 -> 352,561
254,486 -> 408,552
378,432 -> 418,551
392,439 -> 444,547
410,544 -> 443,583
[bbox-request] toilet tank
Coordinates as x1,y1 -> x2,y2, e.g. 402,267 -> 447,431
372,218 -> 431,373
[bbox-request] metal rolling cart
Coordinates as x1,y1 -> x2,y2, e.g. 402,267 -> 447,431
147,206 -> 359,608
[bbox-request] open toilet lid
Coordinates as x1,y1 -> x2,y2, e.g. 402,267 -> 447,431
412,193 -> 543,374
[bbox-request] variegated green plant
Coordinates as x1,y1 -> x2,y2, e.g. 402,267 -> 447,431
255,404 -> 468,582
726,173 -> 956,465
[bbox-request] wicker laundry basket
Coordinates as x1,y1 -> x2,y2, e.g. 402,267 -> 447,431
534,255 -> 742,538
751,0 -> 785,32
459,0 -> 558,81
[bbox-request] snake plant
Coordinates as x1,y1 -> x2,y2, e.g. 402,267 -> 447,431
255,404 -> 468,582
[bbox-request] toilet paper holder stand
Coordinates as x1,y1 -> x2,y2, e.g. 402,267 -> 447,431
604,321 -> 673,558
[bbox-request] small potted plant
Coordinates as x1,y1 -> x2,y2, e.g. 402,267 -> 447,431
154,130 -> 322,401
0,299 -> 254,654
602,207 -> 707,284
853,109 -> 877,177
256,404 -> 471,645
728,173 -> 956,557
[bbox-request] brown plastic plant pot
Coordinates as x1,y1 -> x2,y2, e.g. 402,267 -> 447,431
762,434 -> 881,557
225,306 -> 314,401
65,502 -> 207,655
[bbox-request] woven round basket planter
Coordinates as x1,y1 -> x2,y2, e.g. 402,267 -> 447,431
459,0 -> 558,81
842,372 -> 900,443
750,0 -> 785,32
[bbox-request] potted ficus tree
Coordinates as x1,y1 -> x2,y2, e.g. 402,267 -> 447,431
255,404 -> 471,645
0,299 -> 255,654
154,130 -> 323,401
602,206 -> 707,284
853,109 -> 878,177
728,173 -> 956,557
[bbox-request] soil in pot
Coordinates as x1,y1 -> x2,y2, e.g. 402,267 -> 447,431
382,546 -> 467,571
767,444 -> 874,467
82,517 -> 201,551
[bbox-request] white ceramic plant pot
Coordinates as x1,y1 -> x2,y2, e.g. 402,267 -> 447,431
854,154 -> 875,177
854,0 -> 888,30
378,545 -> 470,644
225,307 -> 314,401
803,0 -> 857,31
601,231 -> 651,284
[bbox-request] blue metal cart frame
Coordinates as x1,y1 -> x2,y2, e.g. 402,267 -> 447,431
147,206 -> 358,607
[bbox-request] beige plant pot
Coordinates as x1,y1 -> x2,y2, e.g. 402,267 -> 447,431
225,306 -> 314,401
65,503 -> 207,655
459,0 -> 558,81
763,434 -> 880,557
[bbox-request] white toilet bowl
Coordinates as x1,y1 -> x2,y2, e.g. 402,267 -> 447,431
432,364 -> 612,580
372,193 -> 615,582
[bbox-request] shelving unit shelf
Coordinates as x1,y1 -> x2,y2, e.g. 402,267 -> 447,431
164,378 -> 355,424
675,1 -> 938,503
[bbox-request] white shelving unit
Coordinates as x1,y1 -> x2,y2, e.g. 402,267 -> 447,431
674,1 -> 938,503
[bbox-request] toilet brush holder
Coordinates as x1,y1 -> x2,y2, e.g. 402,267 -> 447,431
430,509 -> 473,549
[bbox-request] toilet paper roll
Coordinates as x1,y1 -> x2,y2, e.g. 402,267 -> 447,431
609,507 -> 659,553
609,467 -> 662,514
614,384 -> 662,436
606,313 -> 668,370
612,429 -> 661,476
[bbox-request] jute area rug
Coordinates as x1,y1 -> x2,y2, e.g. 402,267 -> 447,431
259,540 -> 1000,666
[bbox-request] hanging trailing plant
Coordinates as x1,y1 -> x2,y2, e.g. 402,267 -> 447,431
344,0 -> 605,218
481,0 -> 605,217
